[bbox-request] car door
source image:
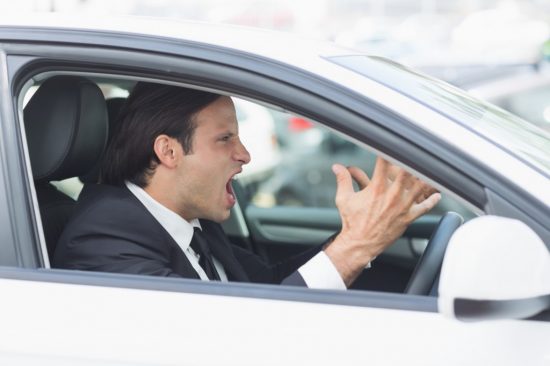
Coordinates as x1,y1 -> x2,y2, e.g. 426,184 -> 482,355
0,22 -> 548,365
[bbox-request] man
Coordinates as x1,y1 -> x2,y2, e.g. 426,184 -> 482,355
54,82 -> 440,289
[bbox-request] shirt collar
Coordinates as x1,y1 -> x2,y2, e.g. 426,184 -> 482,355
125,181 -> 201,252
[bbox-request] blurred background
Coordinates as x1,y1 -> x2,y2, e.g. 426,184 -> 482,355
8,2 -> 550,62
8,0 -> 549,130
13,0 -> 550,210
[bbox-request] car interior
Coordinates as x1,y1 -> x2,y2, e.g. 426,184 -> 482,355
20,72 -> 477,297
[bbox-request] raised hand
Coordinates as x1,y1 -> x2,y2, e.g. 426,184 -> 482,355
324,157 -> 441,287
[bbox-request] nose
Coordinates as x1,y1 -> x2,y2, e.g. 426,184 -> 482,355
235,138 -> 251,165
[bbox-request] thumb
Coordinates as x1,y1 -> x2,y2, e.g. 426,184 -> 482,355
332,164 -> 354,206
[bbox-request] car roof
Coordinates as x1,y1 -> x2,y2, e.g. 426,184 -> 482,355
469,67 -> 550,100
0,13 -> 354,62
2,13 -> 550,206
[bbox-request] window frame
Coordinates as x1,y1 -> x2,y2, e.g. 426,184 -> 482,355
4,39 -> 529,313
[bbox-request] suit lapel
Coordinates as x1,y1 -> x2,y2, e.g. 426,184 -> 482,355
120,184 -> 247,281
121,186 -> 202,279
200,220 -> 249,282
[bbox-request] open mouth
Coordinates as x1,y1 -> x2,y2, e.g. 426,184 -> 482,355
226,178 -> 235,196
225,172 -> 239,207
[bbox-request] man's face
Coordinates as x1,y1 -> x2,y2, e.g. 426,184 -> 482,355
175,96 -> 251,222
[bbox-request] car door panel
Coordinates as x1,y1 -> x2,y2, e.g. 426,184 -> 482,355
243,205 -> 446,292
245,205 -> 440,257
0,271 -> 548,366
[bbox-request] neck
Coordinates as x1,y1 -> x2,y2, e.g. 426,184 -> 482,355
143,176 -> 193,221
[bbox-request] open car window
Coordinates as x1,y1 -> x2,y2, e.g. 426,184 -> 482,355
19,73 -> 475,299
233,106 -> 476,293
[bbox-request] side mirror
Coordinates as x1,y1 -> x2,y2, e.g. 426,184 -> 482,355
438,216 -> 550,321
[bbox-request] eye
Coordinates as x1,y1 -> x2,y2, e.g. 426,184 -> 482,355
220,134 -> 233,142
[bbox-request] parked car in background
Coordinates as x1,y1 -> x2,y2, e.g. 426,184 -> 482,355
251,112 -> 474,221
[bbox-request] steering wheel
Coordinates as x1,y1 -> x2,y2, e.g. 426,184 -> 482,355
405,212 -> 464,296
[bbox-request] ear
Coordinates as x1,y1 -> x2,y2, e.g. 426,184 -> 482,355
153,135 -> 180,169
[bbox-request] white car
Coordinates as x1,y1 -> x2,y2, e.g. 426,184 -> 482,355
468,64 -> 550,132
0,14 -> 548,365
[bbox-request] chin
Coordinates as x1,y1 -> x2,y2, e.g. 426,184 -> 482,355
210,210 -> 231,223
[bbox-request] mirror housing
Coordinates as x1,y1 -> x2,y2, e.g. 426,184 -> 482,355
438,216 -> 550,321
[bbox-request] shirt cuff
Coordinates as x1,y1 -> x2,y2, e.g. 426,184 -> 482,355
298,251 -> 347,290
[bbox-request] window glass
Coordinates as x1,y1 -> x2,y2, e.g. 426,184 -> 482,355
233,98 -> 280,197
330,55 -> 550,176
237,103 -> 474,220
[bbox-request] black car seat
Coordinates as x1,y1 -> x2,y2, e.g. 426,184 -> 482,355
24,75 -> 108,258
79,97 -> 126,184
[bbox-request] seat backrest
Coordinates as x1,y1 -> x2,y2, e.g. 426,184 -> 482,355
24,75 -> 108,258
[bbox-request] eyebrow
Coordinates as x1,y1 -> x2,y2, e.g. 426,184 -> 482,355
215,131 -> 236,139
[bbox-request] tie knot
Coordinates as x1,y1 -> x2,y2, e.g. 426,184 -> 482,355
191,227 -> 209,253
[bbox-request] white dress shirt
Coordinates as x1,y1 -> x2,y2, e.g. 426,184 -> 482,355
126,182 -> 345,289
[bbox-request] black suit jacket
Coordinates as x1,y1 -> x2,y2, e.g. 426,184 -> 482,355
53,184 -> 322,286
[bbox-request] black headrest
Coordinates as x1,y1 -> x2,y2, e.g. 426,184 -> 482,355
24,76 -> 108,183
79,97 -> 127,184
106,97 -> 127,129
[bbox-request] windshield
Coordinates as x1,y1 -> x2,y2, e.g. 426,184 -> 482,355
329,55 -> 550,178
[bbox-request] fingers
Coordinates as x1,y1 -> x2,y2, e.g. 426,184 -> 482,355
373,158 -> 414,189
370,157 -> 390,185
416,185 -> 439,203
402,177 -> 438,207
392,169 -> 415,189
332,164 -> 354,206
348,166 -> 370,190
407,192 -> 441,221
387,165 -> 401,182
386,168 -> 416,201
383,161 -> 438,208
336,157 -> 440,223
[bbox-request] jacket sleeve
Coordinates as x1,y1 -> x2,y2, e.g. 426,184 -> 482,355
230,240 -> 325,286
280,271 -> 308,287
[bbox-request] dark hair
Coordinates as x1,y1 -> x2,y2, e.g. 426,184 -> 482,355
101,82 -> 221,187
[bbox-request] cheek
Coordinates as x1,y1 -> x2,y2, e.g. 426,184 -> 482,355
190,163 -> 223,193
183,149 -> 228,189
